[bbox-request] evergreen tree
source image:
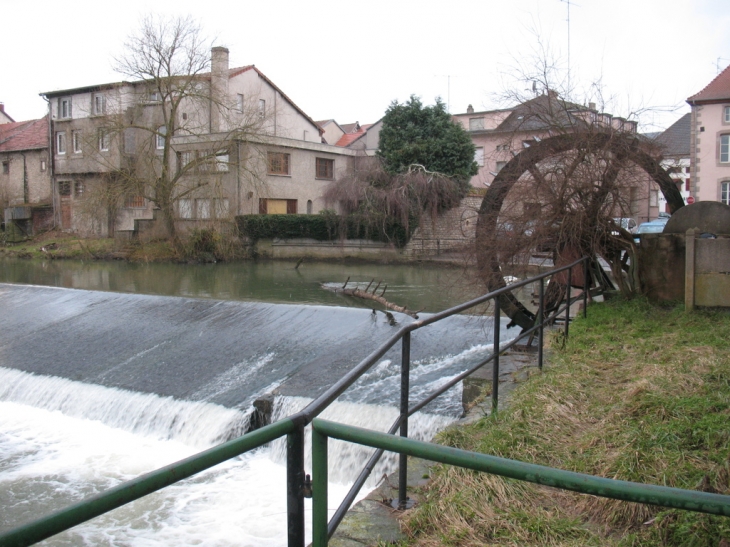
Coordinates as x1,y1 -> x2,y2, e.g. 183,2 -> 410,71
378,95 -> 478,184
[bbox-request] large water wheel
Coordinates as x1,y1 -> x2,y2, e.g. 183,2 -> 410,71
475,131 -> 685,331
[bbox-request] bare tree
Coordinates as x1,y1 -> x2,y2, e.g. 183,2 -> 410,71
474,53 -> 684,328
83,15 -> 271,241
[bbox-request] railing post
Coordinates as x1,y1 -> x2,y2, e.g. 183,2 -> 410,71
538,278 -> 544,370
583,257 -> 588,319
312,425 -> 328,547
398,331 -> 411,509
492,296 -> 500,414
287,426 -> 306,547
565,267 -> 571,339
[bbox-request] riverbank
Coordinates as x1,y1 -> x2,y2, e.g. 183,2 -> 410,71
0,231 -> 475,266
398,298 -> 730,546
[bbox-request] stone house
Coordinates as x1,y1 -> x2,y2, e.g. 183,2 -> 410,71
0,115 -> 53,235
41,47 -> 358,237
687,65 -> 730,205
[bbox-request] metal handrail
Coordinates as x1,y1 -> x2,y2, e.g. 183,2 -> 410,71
0,257 -> 589,547
311,418 -> 730,547
0,418 -> 297,547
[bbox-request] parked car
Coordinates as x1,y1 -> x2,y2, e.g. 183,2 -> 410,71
634,216 -> 670,243
612,217 -> 637,234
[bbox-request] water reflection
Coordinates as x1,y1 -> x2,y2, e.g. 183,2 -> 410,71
0,258 -> 488,313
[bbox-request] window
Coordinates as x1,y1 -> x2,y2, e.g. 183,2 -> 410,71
156,126 -> 166,150
74,182 -> 84,197
149,91 -> 161,102
237,94 -> 244,111
59,97 -> 72,119
126,195 -> 145,208
178,151 -> 194,172
721,134 -> 730,163
259,198 -> 297,214
215,150 -> 229,172
722,182 -> 730,205
196,199 -> 211,219
474,147 -> 484,167
58,181 -> 71,196
98,129 -> 110,151
307,200 -> 313,214
40,160 -> 47,172
94,94 -> 106,115
725,106 -> 730,123
469,117 -> 485,131
56,132 -> 66,155
650,189 -> 659,207
315,158 -> 334,179
2,161 -> 8,174
495,161 -> 507,172
72,131 -> 81,153
178,199 -> 192,218
259,99 -> 265,118
268,152 -> 290,175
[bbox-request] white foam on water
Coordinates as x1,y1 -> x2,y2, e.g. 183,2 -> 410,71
0,368 -> 249,447
0,375 -> 355,546
269,396 -> 455,486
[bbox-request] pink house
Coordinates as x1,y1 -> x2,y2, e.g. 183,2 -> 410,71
687,65 -> 730,204
452,92 -> 638,189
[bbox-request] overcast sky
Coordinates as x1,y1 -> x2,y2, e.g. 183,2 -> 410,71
2,0 -> 728,132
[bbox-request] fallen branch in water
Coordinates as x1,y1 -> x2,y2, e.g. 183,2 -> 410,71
323,279 -> 419,319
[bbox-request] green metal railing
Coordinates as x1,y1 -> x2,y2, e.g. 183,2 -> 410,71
0,258 -> 590,547
0,418 -> 297,547
311,419 -> 730,547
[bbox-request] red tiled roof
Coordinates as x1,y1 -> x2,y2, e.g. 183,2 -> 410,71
687,65 -> 730,104
0,117 -> 48,153
335,130 -> 365,147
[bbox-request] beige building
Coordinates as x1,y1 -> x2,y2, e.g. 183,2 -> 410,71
0,116 -> 53,235
41,47 -> 357,236
687,65 -> 730,205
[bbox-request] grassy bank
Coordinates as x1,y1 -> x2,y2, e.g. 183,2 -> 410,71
0,229 -> 246,263
403,299 -> 730,546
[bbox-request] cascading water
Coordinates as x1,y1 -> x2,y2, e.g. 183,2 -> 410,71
0,284 -> 512,545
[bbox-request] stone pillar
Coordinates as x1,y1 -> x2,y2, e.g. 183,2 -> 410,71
685,228 -> 696,311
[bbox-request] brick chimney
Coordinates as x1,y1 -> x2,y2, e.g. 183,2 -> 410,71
210,47 -> 229,133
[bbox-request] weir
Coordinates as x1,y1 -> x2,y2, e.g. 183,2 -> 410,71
0,282 -> 513,546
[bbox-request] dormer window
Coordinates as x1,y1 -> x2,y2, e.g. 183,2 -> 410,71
469,118 -> 485,131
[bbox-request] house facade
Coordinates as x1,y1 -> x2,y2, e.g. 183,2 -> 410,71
687,65 -> 730,205
0,116 -> 53,235
41,47 -> 356,237
451,93 -> 667,224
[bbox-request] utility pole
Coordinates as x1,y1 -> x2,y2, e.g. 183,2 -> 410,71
560,0 -> 579,93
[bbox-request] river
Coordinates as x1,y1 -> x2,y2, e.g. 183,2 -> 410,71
0,258 -> 522,546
